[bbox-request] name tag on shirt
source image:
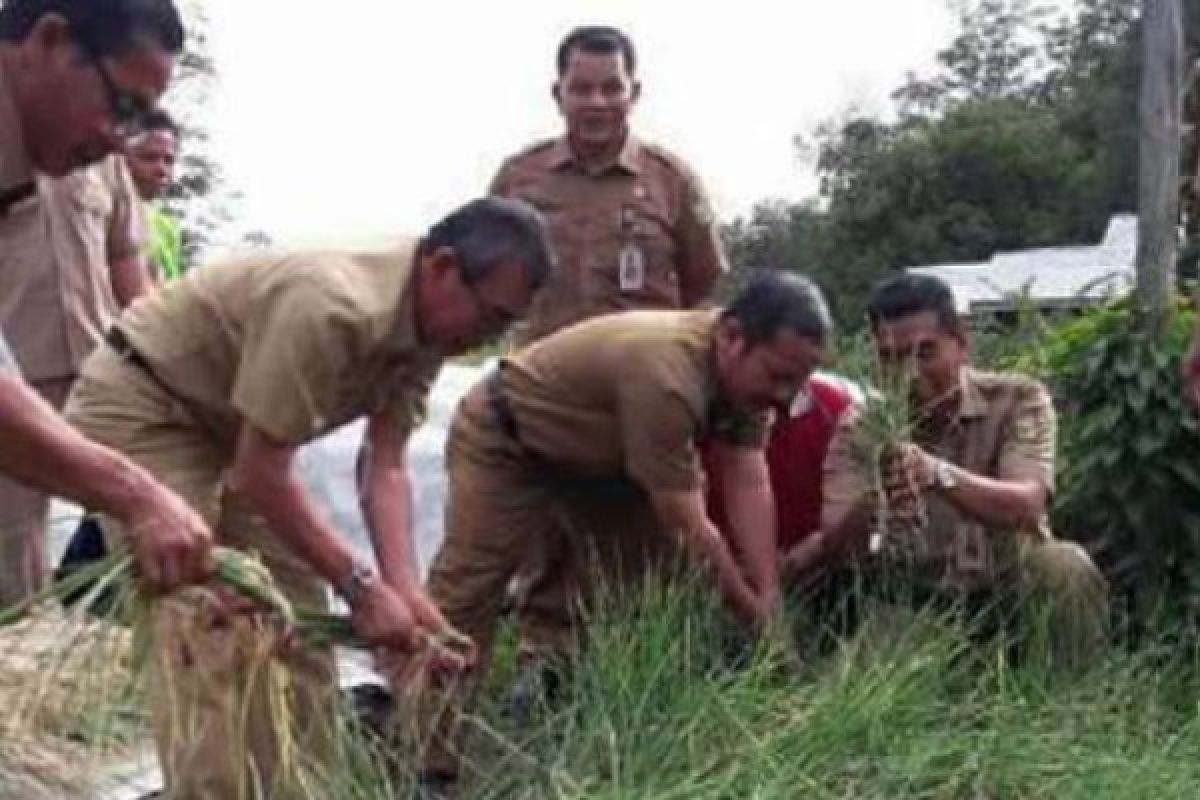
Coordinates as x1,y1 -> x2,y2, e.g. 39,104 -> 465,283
619,243 -> 645,291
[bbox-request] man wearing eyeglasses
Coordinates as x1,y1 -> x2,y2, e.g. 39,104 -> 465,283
65,197 -> 551,799
0,150 -> 152,605
0,0 -> 212,596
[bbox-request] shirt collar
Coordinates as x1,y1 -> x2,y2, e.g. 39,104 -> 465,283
549,132 -> 643,176
957,367 -> 989,419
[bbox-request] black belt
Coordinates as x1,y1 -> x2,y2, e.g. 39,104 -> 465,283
105,327 -> 159,379
483,367 -> 632,496
485,367 -> 522,444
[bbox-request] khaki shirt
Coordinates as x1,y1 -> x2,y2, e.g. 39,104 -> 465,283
0,56 -> 33,376
0,156 -> 143,382
491,135 -> 728,343
822,368 -> 1056,591
501,310 -> 766,492
0,57 -> 32,210
116,239 -> 444,449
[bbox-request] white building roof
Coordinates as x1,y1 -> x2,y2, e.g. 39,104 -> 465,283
905,214 -> 1137,314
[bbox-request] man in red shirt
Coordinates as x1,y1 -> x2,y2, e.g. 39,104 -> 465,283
705,372 -> 856,575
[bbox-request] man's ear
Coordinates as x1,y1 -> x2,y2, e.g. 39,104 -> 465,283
27,13 -> 74,62
716,314 -> 746,354
421,246 -> 462,289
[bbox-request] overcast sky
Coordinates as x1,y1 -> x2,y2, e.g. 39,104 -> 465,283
193,1 -> 1063,248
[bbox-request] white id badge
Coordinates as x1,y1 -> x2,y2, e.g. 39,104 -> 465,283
619,243 -> 645,291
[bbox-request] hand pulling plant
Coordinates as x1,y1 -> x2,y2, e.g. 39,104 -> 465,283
0,543 -> 431,790
838,332 -> 928,559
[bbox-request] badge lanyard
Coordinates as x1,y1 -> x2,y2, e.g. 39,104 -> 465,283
618,204 -> 645,292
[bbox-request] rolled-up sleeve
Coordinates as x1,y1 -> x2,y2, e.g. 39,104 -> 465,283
997,382 -> 1056,493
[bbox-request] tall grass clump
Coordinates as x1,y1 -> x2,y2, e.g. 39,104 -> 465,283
307,572 -> 1200,800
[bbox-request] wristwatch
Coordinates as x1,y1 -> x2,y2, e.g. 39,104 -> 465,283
336,560 -> 379,605
932,458 -> 958,491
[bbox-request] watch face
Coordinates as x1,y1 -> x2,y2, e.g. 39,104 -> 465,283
937,461 -> 957,489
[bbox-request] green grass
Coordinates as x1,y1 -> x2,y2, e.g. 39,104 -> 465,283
306,575 -> 1200,799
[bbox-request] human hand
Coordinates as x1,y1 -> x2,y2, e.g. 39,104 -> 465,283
122,484 -> 214,592
350,578 -> 421,651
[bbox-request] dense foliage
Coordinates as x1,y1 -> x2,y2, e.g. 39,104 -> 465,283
724,0 -> 1155,322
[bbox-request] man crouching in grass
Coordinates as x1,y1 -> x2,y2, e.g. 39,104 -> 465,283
791,273 -> 1108,668
412,272 -> 832,795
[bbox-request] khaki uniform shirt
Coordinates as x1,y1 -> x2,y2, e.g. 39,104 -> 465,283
116,239 -> 444,450
0,57 -> 33,376
491,135 -> 728,343
501,310 -> 766,492
822,368 -> 1056,591
0,155 -> 143,383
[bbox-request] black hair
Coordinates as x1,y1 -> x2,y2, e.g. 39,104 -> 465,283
421,197 -> 553,291
0,0 -> 185,56
555,25 -> 636,76
140,107 -> 178,136
723,270 -> 834,346
866,272 -> 963,336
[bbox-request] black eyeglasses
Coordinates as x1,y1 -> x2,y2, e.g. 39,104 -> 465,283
78,37 -> 152,136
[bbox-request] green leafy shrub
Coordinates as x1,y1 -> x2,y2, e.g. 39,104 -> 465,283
996,298 -> 1200,623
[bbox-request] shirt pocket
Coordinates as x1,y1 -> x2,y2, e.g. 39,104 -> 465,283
607,197 -> 680,307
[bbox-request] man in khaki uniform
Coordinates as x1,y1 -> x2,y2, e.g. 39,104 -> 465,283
491,24 -> 730,669
799,274 -> 1108,666
0,0 -> 211,595
65,197 -> 552,800
0,153 -> 151,604
418,272 -> 831,791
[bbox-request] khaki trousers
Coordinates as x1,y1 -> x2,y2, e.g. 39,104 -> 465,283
515,491 -> 679,657
0,376 -> 75,607
65,346 -> 336,800
419,383 -> 678,778
791,537 -> 1109,670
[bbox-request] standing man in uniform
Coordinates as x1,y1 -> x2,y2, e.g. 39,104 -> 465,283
0,149 -> 152,605
66,197 -> 552,800
417,272 -> 831,792
125,107 -> 183,281
814,274 -> 1108,666
490,24 -> 731,675
0,0 -> 211,597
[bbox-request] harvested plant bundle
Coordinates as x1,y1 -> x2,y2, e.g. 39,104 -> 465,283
837,333 -> 927,556
0,545 -> 360,786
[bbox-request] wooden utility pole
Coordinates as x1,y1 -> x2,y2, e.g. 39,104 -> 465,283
1136,0 -> 1184,335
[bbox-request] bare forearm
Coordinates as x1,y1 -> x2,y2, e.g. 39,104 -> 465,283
722,481 -> 779,606
362,469 -> 419,587
683,517 -> 762,618
935,466 -> 1045,530
0,375 -> 156,516
110,255 -> 153,308
232,468 -> 358,589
